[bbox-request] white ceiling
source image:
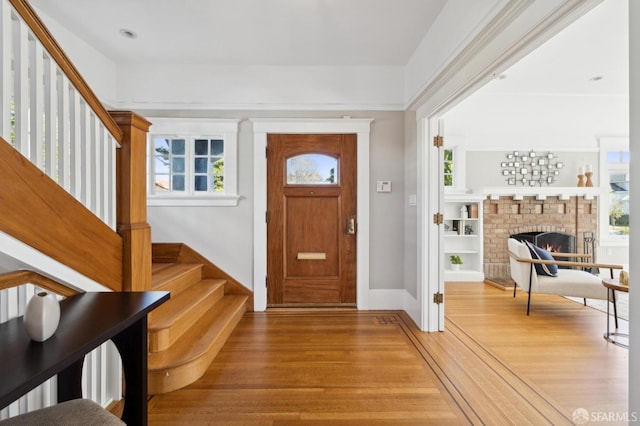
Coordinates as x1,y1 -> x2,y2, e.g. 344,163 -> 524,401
30,0 -> 447,66
482,0 -> 628,96
27,0 -> 627,111
443,0 -> 629,149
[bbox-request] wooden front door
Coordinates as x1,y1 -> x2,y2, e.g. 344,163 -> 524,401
267,134 -> 357,306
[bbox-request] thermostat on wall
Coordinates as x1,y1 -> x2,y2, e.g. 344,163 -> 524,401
376,181 -> 391,193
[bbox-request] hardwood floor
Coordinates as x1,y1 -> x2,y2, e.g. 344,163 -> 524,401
148,283 -> 628,425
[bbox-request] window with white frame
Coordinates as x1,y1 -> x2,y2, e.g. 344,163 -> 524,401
599,138 -> 629,242
442,144 -> 466,192
444,148 -> 454,187
147,118 -> 239,206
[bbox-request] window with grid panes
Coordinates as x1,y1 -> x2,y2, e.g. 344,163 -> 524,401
444,148 -> 454,187
147,119 -> 239,206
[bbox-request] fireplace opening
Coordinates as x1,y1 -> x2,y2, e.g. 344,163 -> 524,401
510,231 -> 576,268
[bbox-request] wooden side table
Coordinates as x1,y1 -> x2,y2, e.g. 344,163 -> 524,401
602,278 -> 628,348
0,291 -> 170,425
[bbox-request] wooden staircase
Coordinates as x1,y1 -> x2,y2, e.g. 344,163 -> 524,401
148,244 -> 252,395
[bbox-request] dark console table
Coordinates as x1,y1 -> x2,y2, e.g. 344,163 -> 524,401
0,291 -> 169,425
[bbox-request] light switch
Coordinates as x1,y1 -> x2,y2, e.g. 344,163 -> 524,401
408,195 -> 417,206
376,181 -> 391,192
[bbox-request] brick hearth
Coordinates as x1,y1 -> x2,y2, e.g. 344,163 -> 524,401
483,196 -> 598,279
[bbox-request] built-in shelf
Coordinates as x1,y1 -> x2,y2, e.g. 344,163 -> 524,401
444,195 -> 485,282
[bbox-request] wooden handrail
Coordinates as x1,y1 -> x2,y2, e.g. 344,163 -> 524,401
0,270 -> 79,297
8,0 -> 123,143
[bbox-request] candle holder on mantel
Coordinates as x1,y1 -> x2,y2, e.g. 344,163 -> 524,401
585,171 -> 594,187
577,174 -> 585,187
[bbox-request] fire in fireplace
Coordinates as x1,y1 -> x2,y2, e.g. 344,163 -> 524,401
510,231 -> 576,268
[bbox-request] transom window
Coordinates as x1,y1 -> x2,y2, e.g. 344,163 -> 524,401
147,118 -> 239,206
286,154 -> 338,185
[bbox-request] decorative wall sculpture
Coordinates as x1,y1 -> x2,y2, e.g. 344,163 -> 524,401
500,150 -> 563,186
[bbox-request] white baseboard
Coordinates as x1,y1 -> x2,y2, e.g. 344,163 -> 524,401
403,292 -> 421,328
368,289 -> 406,310
368,289 -> 423,329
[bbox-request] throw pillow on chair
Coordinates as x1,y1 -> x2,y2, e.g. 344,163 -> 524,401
524,241 -> 558,276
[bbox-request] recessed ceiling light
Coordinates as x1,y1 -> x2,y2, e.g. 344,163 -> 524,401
119,29 -> 137,39
589,75 -> 604,82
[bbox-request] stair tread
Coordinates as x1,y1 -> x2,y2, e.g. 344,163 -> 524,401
149,295 -> 247,370
151,263 -> 202,290
149,279 -> 226,331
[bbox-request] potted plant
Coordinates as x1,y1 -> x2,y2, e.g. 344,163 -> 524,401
450,255 -> 463,271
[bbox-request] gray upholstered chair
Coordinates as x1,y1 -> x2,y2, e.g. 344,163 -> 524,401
0,399 -> 124,425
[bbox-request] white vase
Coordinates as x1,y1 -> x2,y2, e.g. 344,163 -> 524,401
451,264 -> 460,271
24,291 -> 61,342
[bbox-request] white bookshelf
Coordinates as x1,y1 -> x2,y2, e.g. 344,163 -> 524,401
444,194 -> 486,282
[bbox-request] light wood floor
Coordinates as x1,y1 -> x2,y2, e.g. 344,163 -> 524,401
148,283 -> 628,425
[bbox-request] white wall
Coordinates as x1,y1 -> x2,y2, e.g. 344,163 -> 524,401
369,113 -> 406,289
118,65 -> 405,111
143,110 -> 406,293
462,151 -> 599,191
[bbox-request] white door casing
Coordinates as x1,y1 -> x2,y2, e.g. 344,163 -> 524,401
251,118 -> 373,311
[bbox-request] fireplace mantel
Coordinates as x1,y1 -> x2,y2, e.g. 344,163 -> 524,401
482,187 -> 601,201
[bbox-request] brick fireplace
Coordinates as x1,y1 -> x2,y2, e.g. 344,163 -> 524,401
483,196 -> 598,280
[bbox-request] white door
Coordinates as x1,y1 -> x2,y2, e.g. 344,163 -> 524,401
435,119 -> 446,330
421,117 -> 446,332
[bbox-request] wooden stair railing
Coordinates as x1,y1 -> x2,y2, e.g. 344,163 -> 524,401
0,0 -> 150,417
1,0 -> 152,292
111,112 -> 153,292
0,137 -> 123,290
7,0 -> 123,142
0,270 -> 79,296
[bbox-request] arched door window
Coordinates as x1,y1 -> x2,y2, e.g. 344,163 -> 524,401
286,154 -> 338,185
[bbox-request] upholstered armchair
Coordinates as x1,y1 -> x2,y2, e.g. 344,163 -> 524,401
507,238 -> 624,321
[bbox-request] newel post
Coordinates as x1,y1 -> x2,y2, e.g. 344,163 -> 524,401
110,111 -> 152,292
